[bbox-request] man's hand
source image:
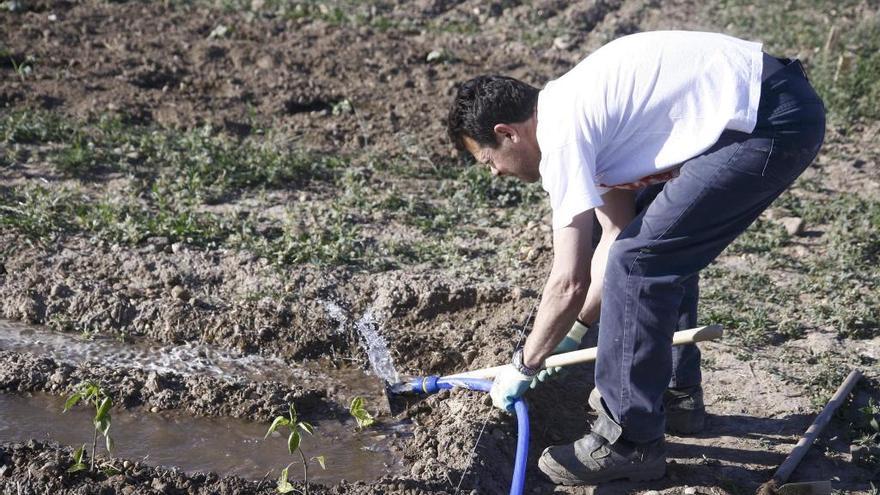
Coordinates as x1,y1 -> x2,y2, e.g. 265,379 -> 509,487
531,319 -> 589,386
490,365 -> 533,412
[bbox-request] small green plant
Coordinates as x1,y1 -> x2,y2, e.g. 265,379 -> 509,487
67,444 -> 88,473
348,397 -> 375,430
63,381 -> 114,472
264,403 -> 325,495
850,397 -> 880,470
9,55 -> 33,81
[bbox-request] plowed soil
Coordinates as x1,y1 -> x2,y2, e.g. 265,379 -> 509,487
2,0 -> 879,494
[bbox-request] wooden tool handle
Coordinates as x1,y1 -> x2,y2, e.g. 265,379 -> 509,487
447,324 -> 723,380
773,369 -> 862,484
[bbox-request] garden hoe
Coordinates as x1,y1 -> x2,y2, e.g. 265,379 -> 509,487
384,324 -> 724,416
755,369 -> 863,495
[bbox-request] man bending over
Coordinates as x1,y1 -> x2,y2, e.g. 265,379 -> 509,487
445,31 -> 825,484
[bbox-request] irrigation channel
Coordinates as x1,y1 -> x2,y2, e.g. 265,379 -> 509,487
0,319 -> 406,483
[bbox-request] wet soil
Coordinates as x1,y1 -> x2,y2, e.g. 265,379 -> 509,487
2,0 -> 880,494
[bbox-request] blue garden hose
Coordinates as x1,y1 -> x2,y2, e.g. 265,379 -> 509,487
395,376 -> 529,495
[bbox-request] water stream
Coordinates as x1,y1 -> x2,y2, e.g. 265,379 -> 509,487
0,319 -> 388,405
0,392 -> 398,482
0,319 -> 405,482
319,301 -> 401,386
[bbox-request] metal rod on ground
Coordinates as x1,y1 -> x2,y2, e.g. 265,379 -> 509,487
446,324 -> 723,380
756,368 -> 863,495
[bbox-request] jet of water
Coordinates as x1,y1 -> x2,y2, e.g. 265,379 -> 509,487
353,309 -> 400,385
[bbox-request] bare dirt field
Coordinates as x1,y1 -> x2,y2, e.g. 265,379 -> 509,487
1,0 -> 879,493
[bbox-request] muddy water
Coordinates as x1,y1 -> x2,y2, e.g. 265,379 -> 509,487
0,392 -> 400,482
0,319 -> 389,407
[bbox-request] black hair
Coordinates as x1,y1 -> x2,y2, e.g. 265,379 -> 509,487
446,75 -> 539,152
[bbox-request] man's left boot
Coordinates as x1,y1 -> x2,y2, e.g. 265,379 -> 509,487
538,389 -> 666,485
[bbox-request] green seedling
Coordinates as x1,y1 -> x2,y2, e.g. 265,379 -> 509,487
9,55 -> 33,81
264,403 -> 325,495
348,397 -> 375,430
63,381 -> 114,472
67,444 -> 88,473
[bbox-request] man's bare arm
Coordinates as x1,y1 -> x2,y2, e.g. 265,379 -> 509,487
522,210 -> 594,369
577,188 -> 636,324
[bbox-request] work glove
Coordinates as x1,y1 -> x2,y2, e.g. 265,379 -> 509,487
531,319 -> 590,387
490,364 -> 533,413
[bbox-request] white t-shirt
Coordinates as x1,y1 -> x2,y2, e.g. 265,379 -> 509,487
537,31 -> 764,230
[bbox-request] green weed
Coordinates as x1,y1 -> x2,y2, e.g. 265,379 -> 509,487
1,111 -> 72,145
0,184 -> 79,244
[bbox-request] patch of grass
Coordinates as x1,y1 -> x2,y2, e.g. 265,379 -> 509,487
0,182 -> 229,248
0,184 -> 79,245
799,195 -> 880,339
3,110 -> 545,274
803,352 -> 852,408
1,110 -> 72,145
383,237 -> 468,269
258,210 -> 368,267
703,181 -> 880,345
2,111 -> 343,199
727,219 -> 790,255
700,262 -> 804,348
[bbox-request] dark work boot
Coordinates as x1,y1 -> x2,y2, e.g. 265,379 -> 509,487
663,385 -> 706,435
537,388 -> 666,485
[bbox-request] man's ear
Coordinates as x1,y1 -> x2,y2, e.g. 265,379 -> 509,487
493,123 -> 518,143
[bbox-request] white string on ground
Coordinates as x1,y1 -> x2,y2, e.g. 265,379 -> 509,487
453,303 -> 536,494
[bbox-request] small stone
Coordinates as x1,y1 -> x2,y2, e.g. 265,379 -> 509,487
426,50 -> 443,63
48,370 -> 66,385
511,287 -> 523,300
410,460 -> 426,476
145,371 -> 163,393
256,55 -> 274,70
553,36 -> 572,50
525,248 -> 538,261
684,487 -> 697,495
50,284 -> 71,298
170,285 -> 190,301
48,13 -> 57,21
208,24 -> 228,39
462,350 -> 477,364
147,236 -> 169,249
150,406 -> 160,413
151,477 -> 169,493
123,460 -> 131,469
645,491 -> 660,495
778,216 -> 805,236
171,242 -> 184,254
